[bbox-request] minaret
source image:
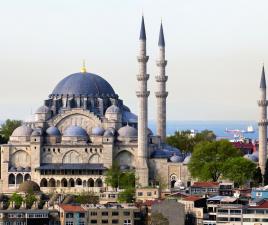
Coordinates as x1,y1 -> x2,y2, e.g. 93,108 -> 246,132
155,22 -> 168,142
258,65 -> 268,176
136,16 -> 149,187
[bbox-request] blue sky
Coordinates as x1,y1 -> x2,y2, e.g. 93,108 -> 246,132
0,0 -> 268,120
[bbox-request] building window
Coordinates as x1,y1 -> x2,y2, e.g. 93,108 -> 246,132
91,212 -> 97,216
147,192 -> 152,196
123,211 -> 130,216
112,211 -> 119,216
102,220 -> 108,224
79,222 -> 85,225
138,192 -> 143,196
66,213 -> 74,218
91,220 -> 97,224
79,213 -> 85,218
243,218 -> 250,222
124,219 -> 131,225
102,211 -> 109,216
112,220 -> 119,224
65,222 -> 74,225
230,218 -> 241,221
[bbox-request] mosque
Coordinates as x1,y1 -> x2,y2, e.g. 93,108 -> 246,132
0,17 -> 191,194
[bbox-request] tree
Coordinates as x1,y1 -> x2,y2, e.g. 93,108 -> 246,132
264,159 -> 268,185
150,212 -> 169,225
118,187 -> 135,203
105,163 -> 121,189
166,130 -> 216,152
223,157 -> 256,187
75,192 -> 99,204
253,167 -> 263,186
105,163 -> 136,189
24,193 -> 37,209
188,140 -> 241,181
0,119 -> 22,143
10,193 -> 23,208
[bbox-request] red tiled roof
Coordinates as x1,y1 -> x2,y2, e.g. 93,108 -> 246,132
60,204 -> 85,212
183,196 -> 204,202
192,182 -> 219,187
232,142 -> 254,149
143,200 -> 162,207
249,200 -> 268,209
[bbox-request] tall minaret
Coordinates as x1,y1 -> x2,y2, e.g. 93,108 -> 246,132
258,65 -> 268,176
155,22 -> 168,142
136,16 -> 149,187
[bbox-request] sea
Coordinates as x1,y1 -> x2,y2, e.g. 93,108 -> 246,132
148,120 -> 258,140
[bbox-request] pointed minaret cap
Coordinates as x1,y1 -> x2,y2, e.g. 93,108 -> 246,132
139,16 -> 146,40
260,65 -> 266,89
158,22 -> 165,47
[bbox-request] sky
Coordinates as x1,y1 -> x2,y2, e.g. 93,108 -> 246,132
0,0 -> 268,121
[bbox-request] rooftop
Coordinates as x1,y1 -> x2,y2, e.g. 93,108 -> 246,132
183,196 -> 204,202
60,204 -> 85,212
192,182 -> 220,187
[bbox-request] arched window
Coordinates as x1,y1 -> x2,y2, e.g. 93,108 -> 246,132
76,178 -> 82,186
83,180 -> 87,187
11,150 -> 30,167
8,174 -> 15,185
56,180 -> 60,187
69,178 -> 75,187
61,178 -> 67,187
40,178 -> 48,187
88,154 -> 100,163
62,150 -> 82,164
24,174 -> 31,181
16,174 -> 23,185
95,178 -> 103,187
88,178 -> 94,187
48,178 -> 56,187
115,151 -> 134,168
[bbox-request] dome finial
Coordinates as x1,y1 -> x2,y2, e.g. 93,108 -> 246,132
81,60 -> 87,73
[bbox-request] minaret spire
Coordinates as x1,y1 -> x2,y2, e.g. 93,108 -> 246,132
81,60 -> 87,73
136,16 -> 150,187
155,21 -> 168,142
258,65 -> 268,177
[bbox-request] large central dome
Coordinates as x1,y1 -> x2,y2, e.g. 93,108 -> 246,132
51,72 -> 116,97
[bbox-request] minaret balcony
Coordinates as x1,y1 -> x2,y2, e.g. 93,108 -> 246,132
137,74 -> 150,81
258,120 -> 268,126
136,91 -> 150,98
137,56 -> 149,63
155,76 -> 168,82
258,100 -> 268,106
155,92 -> 168,98
156,60 -> 167,67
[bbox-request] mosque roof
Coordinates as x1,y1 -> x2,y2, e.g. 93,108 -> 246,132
118,125 -> 138,138
46,126 -> 61,136
12,125 -> 33,137
51,72 -> 116,97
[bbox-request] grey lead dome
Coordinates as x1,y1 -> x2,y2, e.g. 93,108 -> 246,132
51,72 -> 116,97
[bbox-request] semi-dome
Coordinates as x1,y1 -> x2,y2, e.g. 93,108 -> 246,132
18,181 -> 40,193
183,155 -> 191,164
92,127 -> 105,136
106,105 -> 121,114
35,105 -> 50,114
104,130 -> 114,137
118,125 -> 137,138
170,154 -> 183,163
31,130 -> 41,136
46,126 -> 61,136
12,125 -> 33,137
63,126 -> 88,137
51,72 -> 116,97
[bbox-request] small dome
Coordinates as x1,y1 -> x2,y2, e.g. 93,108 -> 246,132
92,127 -> 105,136
252,151 -> 259,159
24,167 -> 31,172
17,166 -> 24,172
12,125 -> 33,137
63,126 -> 88,137
35,105 -> 50,114
106,104 -> 121,114
104,130 -> 114,137
46,126 -> 61,136
183,155 -> 191,164
118,125 -> 137,138
9,167 -> 16,172
18,181 -> 40,193
151,149 -> 170,159
31,130 -> 41,136
170,154 -> 183,163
